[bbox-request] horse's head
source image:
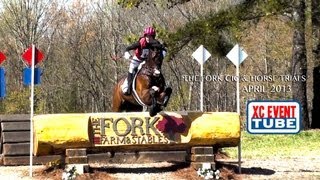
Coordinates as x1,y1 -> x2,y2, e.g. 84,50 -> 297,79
144,44 -> 165,77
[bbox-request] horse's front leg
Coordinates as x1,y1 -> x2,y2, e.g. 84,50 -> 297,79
139,86 -> 160,105
139,89 -> 153,106
157,87 -> 172,107
149,86 -> 159,117
139,86 -> 161,116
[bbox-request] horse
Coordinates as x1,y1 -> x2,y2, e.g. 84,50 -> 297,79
112,44 -> 172,117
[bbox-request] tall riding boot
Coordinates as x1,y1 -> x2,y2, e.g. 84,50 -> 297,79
124,72 -> 134,95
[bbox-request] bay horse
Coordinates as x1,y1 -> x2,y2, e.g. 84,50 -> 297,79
112,44 -> 172,116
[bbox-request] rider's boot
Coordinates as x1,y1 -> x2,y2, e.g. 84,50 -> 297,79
124,72 -> 134,95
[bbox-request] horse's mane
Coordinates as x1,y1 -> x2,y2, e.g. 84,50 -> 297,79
148,39 -> 166,50
138,42 -> 165,76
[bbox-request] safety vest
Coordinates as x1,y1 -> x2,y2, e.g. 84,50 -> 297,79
134,37 -> 149,60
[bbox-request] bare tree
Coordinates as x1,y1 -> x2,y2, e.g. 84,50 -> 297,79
291,0 -> 309,129
0,0 -> 66,113
311,0 -> 320,128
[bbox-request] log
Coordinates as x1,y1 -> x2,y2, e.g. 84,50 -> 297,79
33,112 -> 240,156
185,112 -> 240,146
2,131 -> 30,143
0,114 -> 29,122
3,143 -> 30,155
1,122 -> 30,131
33,114 -> 92,156
3,155 -> 63,166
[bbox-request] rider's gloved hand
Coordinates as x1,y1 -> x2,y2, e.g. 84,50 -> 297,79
124,51 -> 131,60
162,50 -> 166,57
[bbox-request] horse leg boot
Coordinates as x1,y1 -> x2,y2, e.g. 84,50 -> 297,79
149,89 -> 158,117
163,87 -> 172,107
124,72 -> 134,95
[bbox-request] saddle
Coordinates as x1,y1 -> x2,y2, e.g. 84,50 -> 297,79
121,62 -> 148,107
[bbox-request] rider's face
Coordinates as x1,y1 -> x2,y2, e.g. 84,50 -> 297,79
145,35 -> 153,43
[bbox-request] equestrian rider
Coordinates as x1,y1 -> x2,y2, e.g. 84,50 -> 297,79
123,26 -> 163,95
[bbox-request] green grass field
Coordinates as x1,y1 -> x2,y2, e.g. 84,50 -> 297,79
222,130 -> 320,159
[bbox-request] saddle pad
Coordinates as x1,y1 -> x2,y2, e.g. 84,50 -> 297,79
132,62 -> 147,107
120,61 -> 145,94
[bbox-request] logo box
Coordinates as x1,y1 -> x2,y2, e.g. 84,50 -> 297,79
246,100 -> 301,134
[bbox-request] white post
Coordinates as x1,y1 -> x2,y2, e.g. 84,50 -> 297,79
236,65 -> 240,114
237,47 -> 242,174
192,45 -> 210,112
227,44 -> 247,175
29,44 -> 35,177
200,63 -> 204,112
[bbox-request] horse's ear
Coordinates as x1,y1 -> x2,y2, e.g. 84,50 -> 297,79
150,42 -> 164,50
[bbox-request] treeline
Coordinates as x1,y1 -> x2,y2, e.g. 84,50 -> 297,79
0,0 -> 319,129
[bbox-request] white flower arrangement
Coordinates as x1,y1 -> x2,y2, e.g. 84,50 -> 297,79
197,167 -> 220,180
62,166 -> 79,180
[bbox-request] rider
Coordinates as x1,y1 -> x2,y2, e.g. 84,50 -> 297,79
122,26 -> 163,95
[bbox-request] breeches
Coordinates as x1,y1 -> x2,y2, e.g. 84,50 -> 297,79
128,56 -> 142,73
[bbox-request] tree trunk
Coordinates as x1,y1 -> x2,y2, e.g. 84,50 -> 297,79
292,0 -> 310,129
311,0 -> 320,128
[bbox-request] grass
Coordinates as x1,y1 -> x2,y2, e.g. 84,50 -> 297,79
222,129 -> 320,159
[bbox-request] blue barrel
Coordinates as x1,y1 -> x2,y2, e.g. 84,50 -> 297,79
23,67 -> 42,86
0,67 -> 5,98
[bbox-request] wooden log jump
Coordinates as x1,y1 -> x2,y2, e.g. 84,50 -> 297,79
0,114 -> 62,165
33,112 -> 240,156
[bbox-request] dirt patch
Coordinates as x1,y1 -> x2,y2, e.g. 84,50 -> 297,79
1,156 -> 319,179
217,156 -> 320,179
34,168 -> 64,180
26,162 -> 238,180
29,163 -> 193,180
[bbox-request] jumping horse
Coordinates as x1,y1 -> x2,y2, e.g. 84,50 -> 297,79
112,44 -> 172,116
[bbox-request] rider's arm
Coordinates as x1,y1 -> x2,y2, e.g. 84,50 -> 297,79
123,41 -> 140,59
112,41 -> 141,61
125,41 -> 140,51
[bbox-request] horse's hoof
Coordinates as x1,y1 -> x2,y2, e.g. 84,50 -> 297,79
149,110 -> 157,117
163,95 -> 171,107
149,106 -> 158,117
165,87 -> 172,94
